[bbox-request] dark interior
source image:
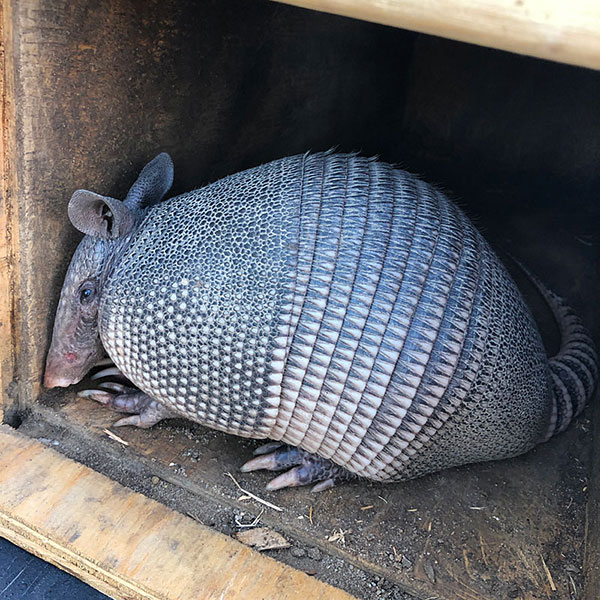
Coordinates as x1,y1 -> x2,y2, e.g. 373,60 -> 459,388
6,1 -> 599,598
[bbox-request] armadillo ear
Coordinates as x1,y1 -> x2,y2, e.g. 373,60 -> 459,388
68,190 -> 134,239
124,152 -> 174,210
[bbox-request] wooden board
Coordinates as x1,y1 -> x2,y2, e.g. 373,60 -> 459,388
0,424 -> 355,600
0,0 -> 20,422
273,0 -> 600,70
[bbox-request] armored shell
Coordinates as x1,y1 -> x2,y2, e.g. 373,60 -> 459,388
98,153 -> 556,482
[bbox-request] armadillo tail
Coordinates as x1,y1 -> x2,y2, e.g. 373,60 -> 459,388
534,281 -> 598,440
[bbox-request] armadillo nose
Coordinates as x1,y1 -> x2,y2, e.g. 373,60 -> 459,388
43,371 -> 74,388
44,357 -> 78,388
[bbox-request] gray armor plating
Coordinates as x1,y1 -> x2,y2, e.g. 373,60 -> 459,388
100,153 -> 557,482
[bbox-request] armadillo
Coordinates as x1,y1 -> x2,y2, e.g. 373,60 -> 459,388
44,152 -> 598,491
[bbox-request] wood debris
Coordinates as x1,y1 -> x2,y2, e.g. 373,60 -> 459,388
235,527 -> 290,551
225,472 -> 284,512
539,553 -> 556,592
235,508 -> 265,529
327,528 -> 350,545
479,533 -> 489,567
103,429 -> 129,446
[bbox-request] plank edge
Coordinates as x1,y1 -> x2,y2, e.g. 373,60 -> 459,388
0,425 -> 356,600
0,513 -> 155,600
272,0 -> 600,70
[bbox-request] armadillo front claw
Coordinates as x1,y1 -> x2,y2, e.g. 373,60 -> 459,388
77,381 -> 139,406
110,394 -> 173,429
79,384 -> 174,429
97,381 -> 129,393
112,400 -> 171,428
91,366 -> 128,381
77,389 -> 116,405
240,444 -> 356,492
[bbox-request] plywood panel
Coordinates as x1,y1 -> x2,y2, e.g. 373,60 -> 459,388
274,0 -> 600,69
0,425 -> 355,600
0,0 -> 20,420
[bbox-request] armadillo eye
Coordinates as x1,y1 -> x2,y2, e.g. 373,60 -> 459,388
79,283 -> 96,304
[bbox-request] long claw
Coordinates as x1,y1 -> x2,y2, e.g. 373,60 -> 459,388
78,381 -> 173,429
98,382 -> 130,393
91,367 -> 124,380
240,454 -> 281,472
77,389 -> 114,405
265,467 -> 304,491
113,415 -> 143,428
113,401 -> 172,428
240,444 -> 357,491
311,479 -> 335,493
253,441 -> 285,456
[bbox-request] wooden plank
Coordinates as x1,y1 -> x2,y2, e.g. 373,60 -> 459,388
0,0 -> 20,420
273,0 -> 600,70
0,425 -> 355,600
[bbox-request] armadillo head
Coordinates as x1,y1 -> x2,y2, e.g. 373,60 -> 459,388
44,153 -> 174,388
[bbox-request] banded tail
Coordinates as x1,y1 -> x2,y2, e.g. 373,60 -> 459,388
535,282 -> 598,440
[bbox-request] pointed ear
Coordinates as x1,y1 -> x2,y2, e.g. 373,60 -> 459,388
124,152 -> 174,210
68,190 -> 135,239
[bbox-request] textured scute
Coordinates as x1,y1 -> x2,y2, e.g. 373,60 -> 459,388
100,158 -> 300,437
99,152 -> 553,481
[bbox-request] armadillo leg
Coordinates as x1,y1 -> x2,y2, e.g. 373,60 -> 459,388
112,397 -> 174,428
240,445 -> 357,492
78,385 -> 175,428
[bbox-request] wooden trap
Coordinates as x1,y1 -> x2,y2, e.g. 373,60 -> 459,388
1,1 -> 599,598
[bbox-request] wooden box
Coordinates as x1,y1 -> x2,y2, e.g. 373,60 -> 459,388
1,1 -> 599,598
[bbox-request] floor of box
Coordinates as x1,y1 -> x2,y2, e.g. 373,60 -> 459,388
15,380 -> 591,600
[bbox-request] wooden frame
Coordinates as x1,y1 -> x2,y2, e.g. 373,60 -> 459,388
274,0 -> 600,70
0,425 -> 352,600
1,1 -> 599,599
0,0 -> 19,425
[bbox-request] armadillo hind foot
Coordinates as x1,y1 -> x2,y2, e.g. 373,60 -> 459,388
242,443 -> 357,491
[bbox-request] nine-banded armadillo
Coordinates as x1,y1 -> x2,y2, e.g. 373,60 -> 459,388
44,152 -> 598,491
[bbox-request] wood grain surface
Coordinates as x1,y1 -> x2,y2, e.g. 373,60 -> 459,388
0,425 -> 355,600
273,0 -> 600,69
0,0 -> 20,421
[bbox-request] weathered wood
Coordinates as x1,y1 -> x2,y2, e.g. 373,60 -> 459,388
7,0 -> 415,409
0,0 -> 20,421
273,0 -> 600,70
0,425 -> 355,600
